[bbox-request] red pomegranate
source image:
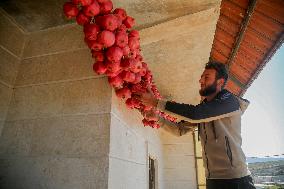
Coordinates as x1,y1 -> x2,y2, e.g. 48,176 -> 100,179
99,0 -> 113,14
76,12 -> 90,25
97,0 -> 108,3
106,46 -> 123,62
122,46 -> 130,56
130,83 -> 147,93
72,0 -> 93,6
117,24 -> 127,33
106,69 -> 122,77
97,30 -> 115,47
133,73 -> 142,84
91,50 -> 104,62
132,61 -> 142,73
115,32 -> 128,48
63,2 -> 79,19
83,1 -> 100,17
97,14 -> 119,31
85,38 -> 103,51
128,37 -> 140,50
120,70 -> 136,82
93,61 -> 107,74
139,67 -> 147,76
126,97 -> 141,109
113,8 -> 127,21
116,87 -> 132,99
128,50 -> 137,59
108,75 -> 124,88
84,23 -> 100,40
105,60 -> 121,73
135,54 -> 143,62
123,16 -> 135,28
129,30 -> 140,39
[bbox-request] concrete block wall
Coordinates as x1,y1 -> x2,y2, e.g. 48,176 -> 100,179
0,23 -> 112,188
0,10 -> 25,135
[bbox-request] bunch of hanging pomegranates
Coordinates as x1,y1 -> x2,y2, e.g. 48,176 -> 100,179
63,0 -> 176,128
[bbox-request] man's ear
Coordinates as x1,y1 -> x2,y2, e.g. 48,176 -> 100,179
217,78 -> 225,88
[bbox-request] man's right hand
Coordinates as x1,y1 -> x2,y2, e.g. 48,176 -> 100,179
136,90 -> 159,107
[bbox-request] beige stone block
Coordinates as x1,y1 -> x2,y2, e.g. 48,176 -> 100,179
0,83 -> 13,121
111,90 -> 164,146
0,12 -> 25,57
164,167 -> 196,181
160,128 -> 194,144
0,47 -> 20,86
23,24 -> 86,58
163,143 -> 195,156
164,155 -> 195,169
30,114 -> 110,157
164,181 -> 197,189
114,0 -> 220,30
0,120 -> 33,156
0,157 -> 108,189
6,83 -> 65,121
7,77 -> 111,121
140,7 -> 220,104
62,78 -> 111,115
110,115 -> 147,164
108,157 -> 147,189
16,49 -> 94,86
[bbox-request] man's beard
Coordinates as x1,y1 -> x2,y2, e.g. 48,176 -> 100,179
199,80 -> 217,97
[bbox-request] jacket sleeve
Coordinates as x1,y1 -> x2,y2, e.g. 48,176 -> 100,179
157,92 -> 241,123
158,118 -> 196,136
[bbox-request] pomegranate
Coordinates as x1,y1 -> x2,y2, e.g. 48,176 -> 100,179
120,70 -> 136,82
122,46 -> 130,56
106,69 -> 122,77
130,83 -> 147,93
115,32 -> 128,48
73,0 -> 93,6
63,2 -> 79,19
108,75 -> 124,88
93,61 -> 107,74
97,0 -> 109,3
139,67 -> 147,76
83,1 -> 100,17
113,8 -> 127,21
91,50 -> 104,62
116,87 -> 131,99
123,16 -> 135,28
76,12 -> 90,25
117,24 -> 127,33
97,14 -> 119,31
99,0 -> 113,14
128,37 -> 140,50
84,23 -> 100,40
97,30 -> 115,47
85,38 -> 103,51
133,73 -> 142,84
105,60 -> 121,73
129,30 -> 140,39
135,54 -> 143,62
106,46 -> 123,62
126,97 -> 141,109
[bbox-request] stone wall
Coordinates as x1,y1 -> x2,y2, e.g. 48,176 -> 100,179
0,23 -> 111,188
0,1 -> 220,188
0,10 -> 25,135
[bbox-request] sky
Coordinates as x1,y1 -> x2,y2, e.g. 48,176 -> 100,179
241,44 -> 284,158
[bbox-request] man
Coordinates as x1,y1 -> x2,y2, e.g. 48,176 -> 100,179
139,61 -> 256,189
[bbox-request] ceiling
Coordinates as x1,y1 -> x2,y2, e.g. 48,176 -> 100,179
0,0 -> 220,32
211,0 -> 284,96
1,0 -> 283,99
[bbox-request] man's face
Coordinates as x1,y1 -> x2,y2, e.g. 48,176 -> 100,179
199,69 -> 218,97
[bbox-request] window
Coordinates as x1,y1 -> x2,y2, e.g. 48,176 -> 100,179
149,156 -> 156,189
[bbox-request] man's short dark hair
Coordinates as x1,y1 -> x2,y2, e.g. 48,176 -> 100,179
205,60 -> 228,84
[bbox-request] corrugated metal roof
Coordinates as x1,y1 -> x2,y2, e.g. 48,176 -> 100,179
210,0 -> 284,96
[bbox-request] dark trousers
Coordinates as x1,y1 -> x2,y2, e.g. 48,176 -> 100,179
206,175 -> 256,189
